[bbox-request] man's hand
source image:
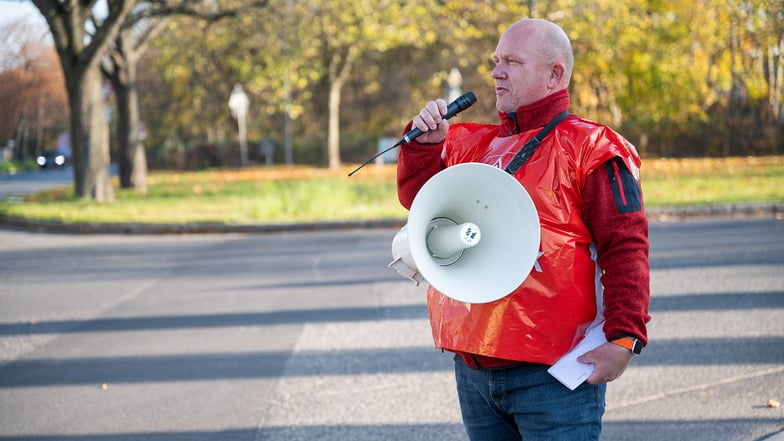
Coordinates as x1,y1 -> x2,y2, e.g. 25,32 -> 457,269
412,99 -> 450,144
577,341 -> 634,384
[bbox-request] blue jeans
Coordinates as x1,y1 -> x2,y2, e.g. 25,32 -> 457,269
454,355 -> 606,441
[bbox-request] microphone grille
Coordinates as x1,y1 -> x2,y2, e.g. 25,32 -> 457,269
459,91 -> 477,109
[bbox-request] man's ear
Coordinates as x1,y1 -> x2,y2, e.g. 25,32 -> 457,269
548,64 -> 565,89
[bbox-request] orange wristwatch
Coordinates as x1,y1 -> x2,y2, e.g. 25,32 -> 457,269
610,336 -> 643,355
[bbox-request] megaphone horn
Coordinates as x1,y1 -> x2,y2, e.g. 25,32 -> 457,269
389,162 -> 541,304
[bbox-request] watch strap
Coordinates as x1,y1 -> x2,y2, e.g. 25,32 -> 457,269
610,336 -> 643,355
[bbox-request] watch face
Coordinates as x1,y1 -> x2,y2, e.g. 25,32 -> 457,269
631,339 -> 642,355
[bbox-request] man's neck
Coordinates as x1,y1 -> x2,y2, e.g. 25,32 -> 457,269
499,89 -> 571,135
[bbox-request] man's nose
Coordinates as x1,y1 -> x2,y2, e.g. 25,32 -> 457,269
491,65 -> 505,79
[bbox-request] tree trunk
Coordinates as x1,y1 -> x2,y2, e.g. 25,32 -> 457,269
326,45 -> 359,170
327,78 -> 343,169
67,65 -> 114,202
35,98 -> 44,155
32,0 -> 134,201
112,48 -> 148,192
765,45 -> 782,123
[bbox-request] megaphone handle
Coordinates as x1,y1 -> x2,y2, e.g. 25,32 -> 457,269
427,221 -> 481,259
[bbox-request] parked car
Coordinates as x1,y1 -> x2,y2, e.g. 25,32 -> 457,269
36,151 -> 67,168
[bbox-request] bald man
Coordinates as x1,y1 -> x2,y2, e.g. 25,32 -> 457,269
397,19 -> 650,440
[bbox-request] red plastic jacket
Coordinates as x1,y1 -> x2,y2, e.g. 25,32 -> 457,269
397,90 -> 650,365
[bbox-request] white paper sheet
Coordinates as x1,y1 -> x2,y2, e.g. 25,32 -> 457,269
547,323 -> 607,390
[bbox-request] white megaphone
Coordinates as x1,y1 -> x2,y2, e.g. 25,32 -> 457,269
389,162 -> 540,304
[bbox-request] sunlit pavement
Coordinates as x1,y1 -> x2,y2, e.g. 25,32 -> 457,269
0,218 -> 781,440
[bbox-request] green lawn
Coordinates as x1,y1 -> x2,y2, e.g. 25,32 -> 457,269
1,156 -> 782,225
642,156 -> 783,206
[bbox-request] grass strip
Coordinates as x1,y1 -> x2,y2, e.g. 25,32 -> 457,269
2,157 -> 782,225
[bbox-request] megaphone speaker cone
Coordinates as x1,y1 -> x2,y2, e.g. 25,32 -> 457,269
407,163 -> 540,304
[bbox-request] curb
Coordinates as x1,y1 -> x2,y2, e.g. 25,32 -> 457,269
0,214 -> 405,235
1,202 -> 781,235
645,202 -> 783,221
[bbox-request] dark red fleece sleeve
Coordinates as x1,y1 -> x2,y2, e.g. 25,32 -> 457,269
396,122 -> 446,209
582,158 -> 651,346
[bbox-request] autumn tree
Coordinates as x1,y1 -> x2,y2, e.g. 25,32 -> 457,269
140,18 -> 245,168
135,0 -> 781,164
0,18 -> 68,160
102,5 -> 169,192
33,0 -> 135,201
724,0 -> 783,154
140,0 -> 444,168
282,0 -> 442,169
103,0 -> 268,192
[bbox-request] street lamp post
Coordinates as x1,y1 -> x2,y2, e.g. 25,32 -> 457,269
228,84 -> 250,166
447,68 -> 463,103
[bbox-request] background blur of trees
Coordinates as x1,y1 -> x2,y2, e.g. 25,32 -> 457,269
1,0 -> 782,173
0,17 -> 68,163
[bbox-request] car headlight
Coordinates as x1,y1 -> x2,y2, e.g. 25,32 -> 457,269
55,155 -> 65,165
37,156 -> 46,166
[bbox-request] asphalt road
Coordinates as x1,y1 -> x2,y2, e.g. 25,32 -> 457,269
0,217 -> 782,441
0,167 -> 72,201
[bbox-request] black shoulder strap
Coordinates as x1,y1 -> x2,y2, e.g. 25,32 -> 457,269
505,111 -> 569,175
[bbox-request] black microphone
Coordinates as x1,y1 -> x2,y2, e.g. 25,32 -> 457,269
400,91 -> 477,144
348,91 -> 477,176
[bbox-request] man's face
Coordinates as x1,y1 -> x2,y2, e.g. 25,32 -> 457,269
492,26 -> 553,113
